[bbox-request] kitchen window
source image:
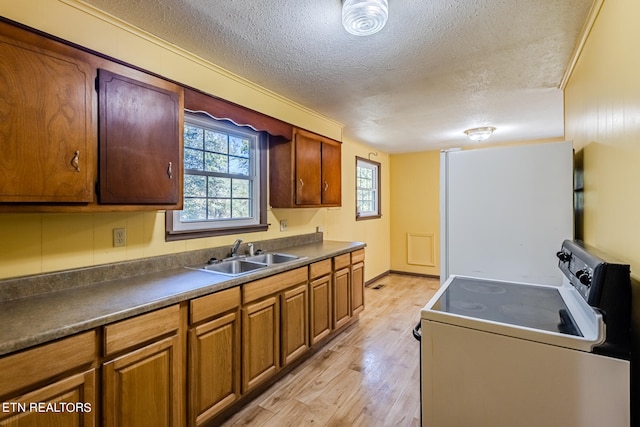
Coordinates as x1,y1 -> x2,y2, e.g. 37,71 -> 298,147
166,112 -> 267,239
356,157 -> 381,220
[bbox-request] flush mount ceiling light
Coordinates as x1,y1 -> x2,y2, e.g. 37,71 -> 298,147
342,0 -> 389,36
464,127 -> 496,142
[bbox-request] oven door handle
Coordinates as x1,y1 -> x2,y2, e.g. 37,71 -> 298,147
413,322 -> 421,341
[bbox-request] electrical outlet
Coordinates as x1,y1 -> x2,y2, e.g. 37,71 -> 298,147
280,220 -> 288,231
113,228 -> 126,247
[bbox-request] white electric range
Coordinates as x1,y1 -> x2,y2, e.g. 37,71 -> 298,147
420,240 -> 631,427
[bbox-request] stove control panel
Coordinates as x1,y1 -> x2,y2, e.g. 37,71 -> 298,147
557,239 -> 631,359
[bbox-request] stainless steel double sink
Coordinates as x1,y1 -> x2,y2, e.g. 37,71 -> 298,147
188,252 -> 303,277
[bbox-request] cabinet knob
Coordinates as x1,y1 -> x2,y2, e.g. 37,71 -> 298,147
71,151 -> 80,172
167,161 -> 173,179
324,181 -> 329,191
299,178 -> 304,188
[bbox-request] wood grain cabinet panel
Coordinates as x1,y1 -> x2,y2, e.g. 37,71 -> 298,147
320,139 -> 342,205
188,289 -> 241,427
333,267 -> 351,329
97,68 -> 183,206
242,296 -> 279,393
0,331 -> 97,427
269,128 -> 341,208
0,22 -> 95,203
310,274 -> 332,345
103,335 -> 182,427
351,261 -> 365,316
0,369 -> 97,427
281,284 -> 309,366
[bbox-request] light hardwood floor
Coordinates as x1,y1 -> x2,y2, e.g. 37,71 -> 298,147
221,273 -> 439,427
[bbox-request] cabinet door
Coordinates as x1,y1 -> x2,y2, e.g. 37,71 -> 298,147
97,68 -> 183,205
103,335 -> 182,427
310,274 -> 332,345
242,296 -> 279,393
189,311 -> 240,426
0,27 -> 95,203
0,369 -> 96,427
333,267 -> 351,329
281,284 -> 309,366
351,261 -> 365,316
295,133 -> 322,205
321,141 -> 341,205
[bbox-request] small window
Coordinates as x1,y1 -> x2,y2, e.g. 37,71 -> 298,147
356,157 -> 381,220
166,112 -> 267,240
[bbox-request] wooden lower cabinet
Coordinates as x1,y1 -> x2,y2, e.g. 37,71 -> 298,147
310,273 -> 332,345
0,331 -> 97,427
188,288 -> 241,426
0,250 -> 365,427
281,284 -> 309,366
242,296 -> 279,393
0,369 -> 96,427
351,261 -> 365,316
333,267 -> 351,329
103,335 -> 182,427
102,305 -> 183,427
241,267 -> 309,393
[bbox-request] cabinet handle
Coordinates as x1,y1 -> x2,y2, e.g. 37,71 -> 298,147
71,151 -> 80,172
324,181 -> 329,191
299,178 -> 304,188
167,162 -> 173,179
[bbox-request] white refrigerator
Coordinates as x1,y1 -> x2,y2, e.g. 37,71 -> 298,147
439,141 -> 574,286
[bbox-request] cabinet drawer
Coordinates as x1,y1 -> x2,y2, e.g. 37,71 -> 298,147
104,305 -> 180,356
309,259 -> 332,279
243,267 -> 308,304
0,331 -> 96,398
190,287 -> 240,325
333,253 -> 351,271
351,249 -> 365,264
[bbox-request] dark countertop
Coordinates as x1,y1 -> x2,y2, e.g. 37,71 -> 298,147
0,240 -> 365,357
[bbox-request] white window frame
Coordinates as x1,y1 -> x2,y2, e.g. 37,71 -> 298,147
168,111 -> 266,237
356,157 -> 381,220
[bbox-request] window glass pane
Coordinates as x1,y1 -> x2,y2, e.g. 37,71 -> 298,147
185,148 -> 203,171
232,179 -> 250,198
356,159 -> 380,218
232,199 -> 250,218
209,199 -> 231,219
229,136 -> 250,157
184,175 -> 206,197
181,198 -> 207,222
205,130 -> 228,153
173,112 -> 264,235
229,157 -> 250,175
205,152 -> 228,173
209,177 -> 231,198
184,125 -> 203,149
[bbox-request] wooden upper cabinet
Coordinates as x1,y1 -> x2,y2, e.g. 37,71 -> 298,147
269,128 -> 342,208
321,139 -> 341,205
97,68 -> 184,206
0,22 -> 95,203
295,132 -> 322,205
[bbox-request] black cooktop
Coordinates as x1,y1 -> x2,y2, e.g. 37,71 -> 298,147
431,277 -> 582,336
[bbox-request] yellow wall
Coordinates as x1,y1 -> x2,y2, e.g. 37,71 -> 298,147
564,0 -> 640,404
389,151 -> 440,276
564,0 -> 640,278
0,0 -> 390,281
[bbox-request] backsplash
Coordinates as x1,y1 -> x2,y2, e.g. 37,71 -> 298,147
0,232 -> 323,303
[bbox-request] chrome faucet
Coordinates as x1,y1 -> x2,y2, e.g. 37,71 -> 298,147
230,238 -> 243,257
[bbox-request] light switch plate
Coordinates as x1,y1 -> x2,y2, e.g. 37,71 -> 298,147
280,220 -> 288,231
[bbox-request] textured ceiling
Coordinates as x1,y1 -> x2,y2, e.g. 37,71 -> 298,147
80,0 -> 593,153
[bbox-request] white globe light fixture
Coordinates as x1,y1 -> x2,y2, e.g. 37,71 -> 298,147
464,127 -> 496,142
342,0 -> 389,36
